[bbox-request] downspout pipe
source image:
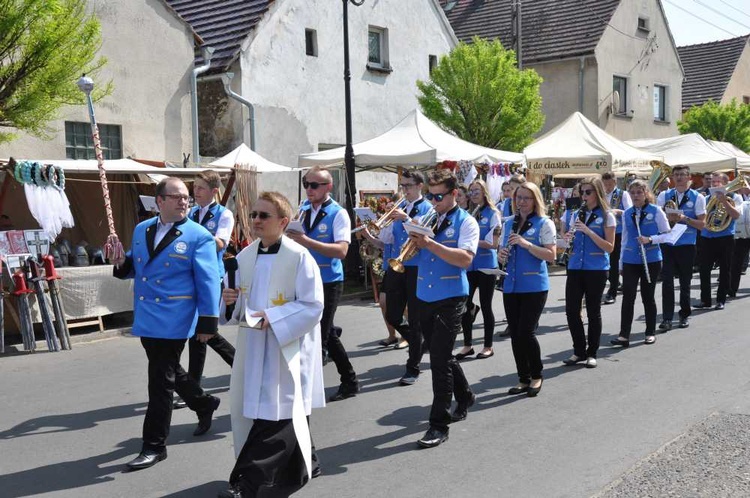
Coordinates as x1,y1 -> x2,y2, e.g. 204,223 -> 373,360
221,72 -> 256,151
191,46 -> 215,165
578,56 -> 585,113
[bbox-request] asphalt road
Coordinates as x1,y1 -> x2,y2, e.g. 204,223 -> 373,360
2,269 -> 750,498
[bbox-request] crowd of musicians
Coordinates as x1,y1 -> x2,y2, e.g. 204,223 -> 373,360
113,164 -> 750,497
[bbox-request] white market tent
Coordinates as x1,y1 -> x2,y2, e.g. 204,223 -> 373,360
706,140 -> 750,169
297,109 -> 525,171
17,157 -> 233,177
210,143 -> 293,171
625,134 -> 737,173
523,112 -> 657,175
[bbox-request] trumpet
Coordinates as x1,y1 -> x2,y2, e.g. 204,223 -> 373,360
351,195 -> 406,235
388,209 -> 438,273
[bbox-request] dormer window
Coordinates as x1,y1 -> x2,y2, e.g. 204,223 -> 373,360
637,16 -> 650,33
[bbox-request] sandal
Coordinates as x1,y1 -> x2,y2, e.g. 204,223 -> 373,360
378,337 -> 398,347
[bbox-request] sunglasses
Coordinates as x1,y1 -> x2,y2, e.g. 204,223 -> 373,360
581,189 -> 594,196
425,191 -> 451,202
250,211 -> 274,220
303,181 -> 330,190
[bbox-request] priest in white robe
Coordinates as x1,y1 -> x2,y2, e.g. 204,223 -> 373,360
219,192 -> 325,498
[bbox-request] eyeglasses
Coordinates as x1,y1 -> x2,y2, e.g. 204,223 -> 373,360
250,211 -> 274,220
515,195 -> 534,202
399,183 -> 417,189
425,191 -> 451,202
469,189 -> 482,195
581,189 -> 594,196
303,181 -> 330,190
162,194 -> 190,202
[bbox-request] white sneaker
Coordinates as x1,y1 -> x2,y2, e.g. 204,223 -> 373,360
585,357 -> 597,368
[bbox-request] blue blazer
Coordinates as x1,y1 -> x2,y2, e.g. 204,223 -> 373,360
114,217 -> 220,339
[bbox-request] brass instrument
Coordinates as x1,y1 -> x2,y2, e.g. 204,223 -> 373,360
351,195 -> 406,236
648,160 -> 673,195
705,175 -> 749,232
388,209 -> 438,273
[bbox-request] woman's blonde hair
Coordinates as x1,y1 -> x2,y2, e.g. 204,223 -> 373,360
580,176 -> 610,212
468,179 -> 499,216
515,182 -> 546,217
627,179 -> 654,205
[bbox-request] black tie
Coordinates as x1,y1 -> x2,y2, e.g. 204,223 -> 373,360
193,209 -> 201,223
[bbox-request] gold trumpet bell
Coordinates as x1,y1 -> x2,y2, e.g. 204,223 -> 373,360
648,160 -> 672,194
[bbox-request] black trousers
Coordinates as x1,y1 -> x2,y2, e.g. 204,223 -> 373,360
699,235 -> 734,305
418,297 -> 472,432
620,262 -> 661,337
461,271 -> 497,348
660,244 -> 696,321
565,270 -> 607,358
140,337 -> 215,452
187,333 -> 236,382
230,418 -> 315,498
606,233 -> 623,296
503,291 -> 547,383
321,281 -> 356,386
730,238 -> 750,294
384,266 -> 424,376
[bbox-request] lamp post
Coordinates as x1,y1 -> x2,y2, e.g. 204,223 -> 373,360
343,0 -> 365,278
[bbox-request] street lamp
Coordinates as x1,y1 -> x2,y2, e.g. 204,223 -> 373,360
342,0 -> 365,276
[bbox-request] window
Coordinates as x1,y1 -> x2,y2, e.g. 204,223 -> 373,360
744,96 -> 750,105
65,121 -> 122,160
305,29 -> 317,57
653,85 -> 667,121
637,16 -> 650,33
429,55 -> 438,74
613,76 -> 628,115
368,26 -> 390,70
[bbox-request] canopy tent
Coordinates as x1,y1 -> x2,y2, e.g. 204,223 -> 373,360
297,109 -> 524,171
19,158 -> 233,177
209,143 -> 293,171
625,134 -> 737,173
523,112 -> 657,175
706,140 -> 750,169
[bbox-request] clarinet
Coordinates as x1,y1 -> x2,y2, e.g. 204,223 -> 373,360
498,215 -> 520,288
633,207 -> 651,284
563,206 -> 588,260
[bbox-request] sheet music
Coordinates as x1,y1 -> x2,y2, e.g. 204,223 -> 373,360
663,223 -> 688,245
354,207 -> 378,223
404,221 -> 434,238
286,220 -> 305,233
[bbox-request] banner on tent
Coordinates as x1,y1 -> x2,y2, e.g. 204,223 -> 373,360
528,159 -> 609,172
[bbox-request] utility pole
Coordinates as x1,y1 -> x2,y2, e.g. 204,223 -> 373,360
512,0 -> 523,69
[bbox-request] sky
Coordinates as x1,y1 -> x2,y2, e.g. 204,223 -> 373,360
662,0 -> 750,46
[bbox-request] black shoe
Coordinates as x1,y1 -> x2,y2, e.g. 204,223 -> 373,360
455,348 -> 475,360
658,320 -> 672,332
471,305 -> 481,324
173,398 -> 187,410
476,350 -> 494,359
126,449 -> 167,471
417,427 -> 449,448
194,396 -> 221,436
329,382 -> 360,402
610,338 -> 630,348
508,384 -> 530,395
602,294 -> 616,305
679,317 -> 690,328
714,302 -> 725,310
728,292 -> 737,298
311,465 -> 322,479
694,302 -> 712,309
450,392 -> 476,422
218,483 -> 246,498
527,379 -> 543,397
562,354 -> 586,366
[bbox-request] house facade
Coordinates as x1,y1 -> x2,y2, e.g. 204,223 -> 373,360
442,0 -> 684,140
678,35 -> 750,112
0,0 -> 198,163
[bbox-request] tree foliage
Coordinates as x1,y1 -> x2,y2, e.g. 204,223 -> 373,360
0,0 -> 111,144
678,99 -> 750,153
417,37 -> 544,152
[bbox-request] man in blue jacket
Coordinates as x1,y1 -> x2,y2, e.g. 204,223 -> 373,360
113,177 -> 221,470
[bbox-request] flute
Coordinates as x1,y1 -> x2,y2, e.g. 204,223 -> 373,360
633,207 -> 651,284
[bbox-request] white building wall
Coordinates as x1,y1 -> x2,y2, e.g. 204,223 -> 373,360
0,0 -> 196,162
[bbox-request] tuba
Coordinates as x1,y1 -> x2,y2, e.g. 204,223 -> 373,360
388,209 -> 438,273
648,160 -> 672,195
705,175 -> 749,232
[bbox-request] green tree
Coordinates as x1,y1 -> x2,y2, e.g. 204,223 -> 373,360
0,0 -> 111,144
678,99 -> 750,152
417,37 -> 544,152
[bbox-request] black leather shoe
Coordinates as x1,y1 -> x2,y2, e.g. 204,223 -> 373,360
471,305 -> 481,324
508,384 -> 530,395
562,354 -> 586,366
194,395 -> 221,436
217,483 -> 246,498
417,427 -> 449,448
714,302 -> 725,310
173,398 -> 187,410
728,292 -> 737,298
451,392 -> 476,422
527,379 -> 543,397
476,350 -> 494,359
658,320 -> 672,332
328,382 -> 360,402
126,449 -> 167,470
311,465 -> 322,479
679,317 -> 690,328
609,338 -> 630,348
455,348 -> 475,360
